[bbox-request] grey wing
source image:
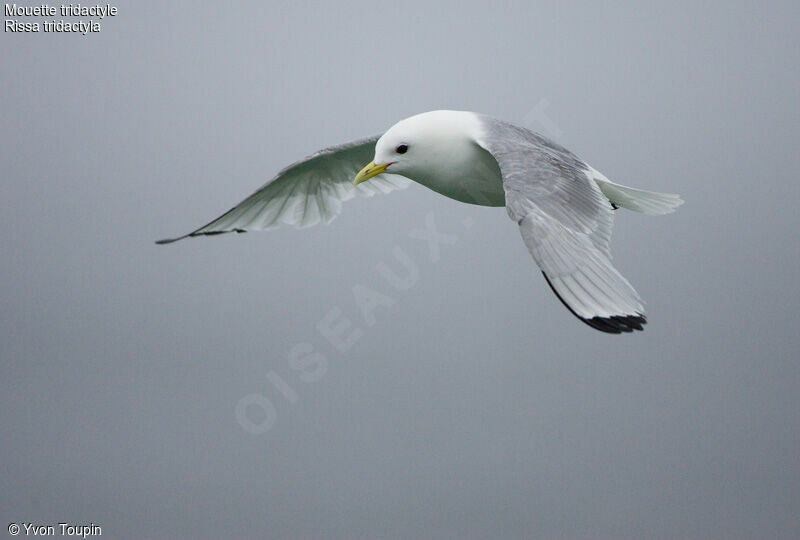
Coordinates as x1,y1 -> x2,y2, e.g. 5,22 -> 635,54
156,135 -> 409,244
474,117 -> 646,333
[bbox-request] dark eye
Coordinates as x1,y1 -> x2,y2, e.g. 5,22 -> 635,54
396,144 -> 408,154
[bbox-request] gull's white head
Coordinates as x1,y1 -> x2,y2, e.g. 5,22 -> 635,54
353,110 -> 484,187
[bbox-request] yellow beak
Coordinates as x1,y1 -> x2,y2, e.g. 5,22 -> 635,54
354,161 -> 390,185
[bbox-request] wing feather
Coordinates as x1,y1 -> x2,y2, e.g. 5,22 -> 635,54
474,116 -> 646,333
156,135 -> 409,244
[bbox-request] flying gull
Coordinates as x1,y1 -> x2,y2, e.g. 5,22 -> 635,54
157,110 -> 683,333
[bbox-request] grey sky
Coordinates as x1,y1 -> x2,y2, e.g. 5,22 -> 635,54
2,0 -> 799,538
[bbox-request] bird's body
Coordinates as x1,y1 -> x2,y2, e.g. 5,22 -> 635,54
158,111 -> 683,333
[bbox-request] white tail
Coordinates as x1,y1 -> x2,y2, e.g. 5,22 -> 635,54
589,167 -> 684,215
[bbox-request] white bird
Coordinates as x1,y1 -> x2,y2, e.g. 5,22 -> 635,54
157,110 -> 682,333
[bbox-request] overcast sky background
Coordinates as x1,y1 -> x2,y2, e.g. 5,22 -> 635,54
2,1 -> 799,538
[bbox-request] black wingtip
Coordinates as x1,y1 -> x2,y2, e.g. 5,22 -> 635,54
155,236 -> 186,245
155,228 -> 247,245
580,313 -> 647,334
541,271 -> 647,334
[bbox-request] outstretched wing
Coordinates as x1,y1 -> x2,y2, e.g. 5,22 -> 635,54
474,116 -> 646,333
156,135 -> 409,244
